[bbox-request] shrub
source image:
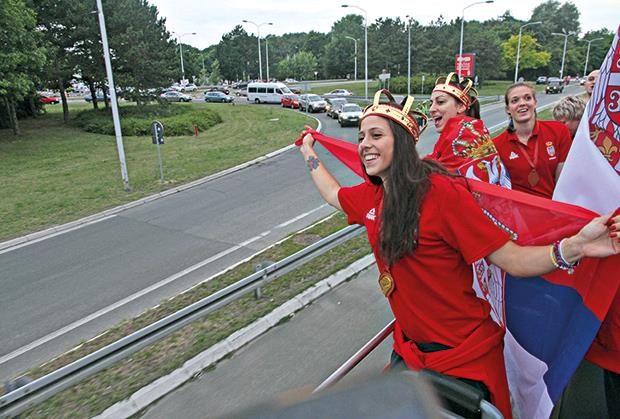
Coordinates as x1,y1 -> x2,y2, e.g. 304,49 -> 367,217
73,105 -> 222,136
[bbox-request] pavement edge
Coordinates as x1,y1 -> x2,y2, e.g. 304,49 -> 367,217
94,254 -> 375,419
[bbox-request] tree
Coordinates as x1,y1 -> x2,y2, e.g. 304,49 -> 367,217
322,14 -> 364,79
207,59 -> 221,85
275,51 -> 317,81
0,0 -> 46,135
216,26 -> 255,80
501,34 -> 551,77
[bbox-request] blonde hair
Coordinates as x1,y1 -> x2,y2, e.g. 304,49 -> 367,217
552,96 -> 586,122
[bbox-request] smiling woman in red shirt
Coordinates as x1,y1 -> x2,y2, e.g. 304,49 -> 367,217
297,89 -> 619,418
493,83 -> 573,198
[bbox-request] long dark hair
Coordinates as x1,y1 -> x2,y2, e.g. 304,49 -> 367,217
366,113 -> 451,266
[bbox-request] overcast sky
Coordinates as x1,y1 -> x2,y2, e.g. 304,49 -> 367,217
148,0 -> 618,50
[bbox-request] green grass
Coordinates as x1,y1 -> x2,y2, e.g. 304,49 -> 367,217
20,212 -> 372,418
0,101 -> 316,242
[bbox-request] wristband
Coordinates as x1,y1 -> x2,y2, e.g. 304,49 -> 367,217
551,239 -> 580,274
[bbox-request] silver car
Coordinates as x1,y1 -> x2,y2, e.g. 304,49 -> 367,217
160,91 -> 192,102
338,103 -> 363,127
299,94 -> 327,113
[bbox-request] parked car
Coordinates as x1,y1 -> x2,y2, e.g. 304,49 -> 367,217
326,98 -> 348,118
237,88 -> 248,97
204,91 -> 234,103
338,103 -> 363,127
299,94 -> 327,112
536,76 -> 548,85
281,94 -> 300,109
84,92 -> 109,102
326,89 -> 353,96
181,83 -> 197,92
160,91 -> 192,102
206,85 -> 230,95
545,78 -> 564,94
284,78 -> 298,83
39,95 -> 59,104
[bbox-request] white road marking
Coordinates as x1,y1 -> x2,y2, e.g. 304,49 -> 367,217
0,206 -> 328,365
0,215 -> 118,256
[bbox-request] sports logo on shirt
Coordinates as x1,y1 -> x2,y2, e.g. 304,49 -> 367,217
509,151 -> 519,160
366,208 -> 376,221
546,141 -> 556,157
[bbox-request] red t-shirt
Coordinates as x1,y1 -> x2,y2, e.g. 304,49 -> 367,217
338,174 -> 510,347
493,120 -> 572,198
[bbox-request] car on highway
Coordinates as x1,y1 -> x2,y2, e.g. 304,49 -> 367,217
204,91 -> 234,103
298,94 -> 327,113
206,85 -> 230,95
84,92 -> 109,102
536,76 -> 548,85
326,98 -> 348,118
338,103 -> 363,127
284,78 -> 298,83
281,94 -> 300,109
160,91 -> 192,102
181,83 -> 198,92
39,94 -> 59,104
326,89 -> 353,96
545,78 -> 564,94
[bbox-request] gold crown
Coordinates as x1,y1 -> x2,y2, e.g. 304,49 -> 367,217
433,72 -> 478,108
361,90 -> 428,143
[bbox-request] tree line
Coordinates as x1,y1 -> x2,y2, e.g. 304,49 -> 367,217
1,0 -> 613,135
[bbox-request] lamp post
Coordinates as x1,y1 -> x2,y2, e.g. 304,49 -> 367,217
405,15 -> 412,96
345,36 -> 358,81
580,37 -> 604,76
514,21 -> 542,83
95,0 -> 129,191
342,4 -> 368,100
458,1 -> 494,77
172,32 -> 196,81
552,30 -> 576,79
242,20 -> 273,81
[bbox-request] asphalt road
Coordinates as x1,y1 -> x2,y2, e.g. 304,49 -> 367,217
0,84 -> 582,383
141,264 -> 395,419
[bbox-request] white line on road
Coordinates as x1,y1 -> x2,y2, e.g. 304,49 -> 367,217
0,206 -> 328,366
0,215 -> 118,256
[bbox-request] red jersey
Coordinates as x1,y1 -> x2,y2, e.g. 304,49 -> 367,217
493,120 -> 572,198
338,174 -> 510,346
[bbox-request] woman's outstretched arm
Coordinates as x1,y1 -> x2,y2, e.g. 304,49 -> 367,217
299,131 -> 343,211
487,213 -> 620,277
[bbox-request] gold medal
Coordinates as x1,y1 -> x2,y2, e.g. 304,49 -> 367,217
378,272 -> 395,297
528,169 -> 540,187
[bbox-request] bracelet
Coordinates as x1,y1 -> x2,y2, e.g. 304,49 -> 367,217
550,239 -> 580,274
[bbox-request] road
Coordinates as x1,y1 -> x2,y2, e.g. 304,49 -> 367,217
0,84 -> 582,382
141,264 -> 395,419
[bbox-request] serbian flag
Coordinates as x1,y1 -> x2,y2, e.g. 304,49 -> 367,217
553,25 -> 620,382
295,123 -> 620,417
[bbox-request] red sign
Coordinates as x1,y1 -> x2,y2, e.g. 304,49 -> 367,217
455,53 -> 475,77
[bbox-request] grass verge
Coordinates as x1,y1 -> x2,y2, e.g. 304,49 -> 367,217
20,212 -> 371,418
0,102 -> 315,242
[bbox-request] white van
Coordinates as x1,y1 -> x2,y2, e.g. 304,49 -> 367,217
247,82 -> 292,104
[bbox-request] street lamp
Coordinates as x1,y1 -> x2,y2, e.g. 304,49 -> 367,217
405,15 -> 412,96
552,30 -> 577,79
514,21 -> 542,83
458,1 -> 494,77
342,4 -> 368,100
345,36 -> 358,81
172,31 -> 196,81
242,20 -> 273,81
580,37 -> 604,76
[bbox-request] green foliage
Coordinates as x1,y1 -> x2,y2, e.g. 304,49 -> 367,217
73,105 -> 222,136
208,60 -> 222,85
275,51 -> 319,80
501,34 -> 551,74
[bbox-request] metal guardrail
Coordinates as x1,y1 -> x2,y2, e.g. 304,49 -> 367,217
0,224 -> 364,418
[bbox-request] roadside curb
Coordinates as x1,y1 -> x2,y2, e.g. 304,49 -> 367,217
0,118 -> 322,253
94,254 -> 375,419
